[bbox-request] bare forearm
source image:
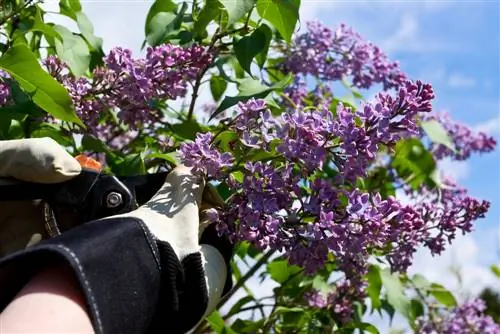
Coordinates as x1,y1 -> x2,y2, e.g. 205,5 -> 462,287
0,265 -> 93,333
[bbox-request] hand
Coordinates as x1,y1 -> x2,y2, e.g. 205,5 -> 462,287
0,138 -> 82,256
0,137 -> 231,323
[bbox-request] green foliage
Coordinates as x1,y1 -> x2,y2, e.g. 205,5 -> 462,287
53,25 -> 91,77
219,0 -> 255,26
211,75 -> 292,120
210,75 -> 228,101
421,119 -> 456,153
0,44 -> 83,126
391,138 -> 439,189
256,0 -> 300,43
144,0 -> 186,47
234,25 -> 270,75
380,269 -> 411,320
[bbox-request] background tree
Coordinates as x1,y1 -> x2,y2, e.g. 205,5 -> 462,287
0,0 -> 498,332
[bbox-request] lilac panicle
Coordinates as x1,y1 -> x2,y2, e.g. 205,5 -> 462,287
285,20 -> 407,90
43,44 -> 211,143
416,299 -> 500,334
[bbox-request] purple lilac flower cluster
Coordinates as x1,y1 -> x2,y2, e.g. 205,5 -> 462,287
284,20 -> 407,91
333,80 -> 434,182
178,88 -> 436,279
0,71 -> 10,105
178,132 -> 233,178
43,44 -> 211,140
416,299 -> 500,334
304,280 -> 366,324
422,111 -> 497,161
400,175 -> 490,258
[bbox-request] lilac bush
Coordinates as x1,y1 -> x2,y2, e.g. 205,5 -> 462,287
1,1 -> 498,332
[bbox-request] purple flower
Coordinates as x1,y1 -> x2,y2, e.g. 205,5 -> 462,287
416,299 -> 500,334
285,20 -> 407,91
178,132 -> 234,178
422,111 -> 497,160
0,70 -> 10,106
42,44 -> 211,142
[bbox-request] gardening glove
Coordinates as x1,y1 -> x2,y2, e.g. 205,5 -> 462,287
0,137 -> 233,334
0,137 -> 82,255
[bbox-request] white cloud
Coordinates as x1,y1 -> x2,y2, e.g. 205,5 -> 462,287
474,116 -> 500,135
408,230 -> 500,300
381,13 -> 454,54
438,158 -> 470,182
447,73 -> 476,88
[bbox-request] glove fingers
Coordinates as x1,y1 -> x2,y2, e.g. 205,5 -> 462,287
0,138 -> 81,183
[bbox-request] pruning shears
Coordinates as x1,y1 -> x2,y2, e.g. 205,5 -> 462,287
0,165 -> 170,237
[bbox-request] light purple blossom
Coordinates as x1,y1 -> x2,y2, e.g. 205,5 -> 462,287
178,132 -> 234,178
285,20 -> 407,90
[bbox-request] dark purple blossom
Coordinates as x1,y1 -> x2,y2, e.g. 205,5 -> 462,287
0,71 -> 10,106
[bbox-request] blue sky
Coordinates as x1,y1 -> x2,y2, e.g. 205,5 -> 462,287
44,0 -> 500,329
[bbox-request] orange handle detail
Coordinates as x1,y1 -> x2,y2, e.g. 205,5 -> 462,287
75,154 -> 102,172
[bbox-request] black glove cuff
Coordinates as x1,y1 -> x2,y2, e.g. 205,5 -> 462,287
0,217 -> 209,334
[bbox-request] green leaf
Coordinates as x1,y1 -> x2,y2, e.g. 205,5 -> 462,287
75,12 -> 103,51
207,311 -> 236,333
210,74 -> 292,121
410,299 -> 425,322
391,138 -> 438,190
30,122 -> 74,147
421,119 -> 456,153
367,265 -> 382,310
117,153 -> 146,175
255,23 -> 272,68
234,25 -> 268,75
53,25 -> 91,77
491,265 -> 500,278
147,152 -> 178,167
59,0 -> 82,20
170,119 -> 204,140
81,134 -> 110,153
267,259 -> 301,283
344,322 -> 380,334
256,0 -> 300,43
193,0 -> 224,38
145,1 -> 186,46
275,306 -> 304,313
429,283 -> 457,308
220,0 -> 255,26
412,274 -> 431,291
380,269 -> 411,319
312,275 -> 333,295
210,75 -> 228,101
267,260 -> 290,283
231,319 -> 264,333
32,7 -> 62,41
145,0 -> 177,36
0,45 -> 83,127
